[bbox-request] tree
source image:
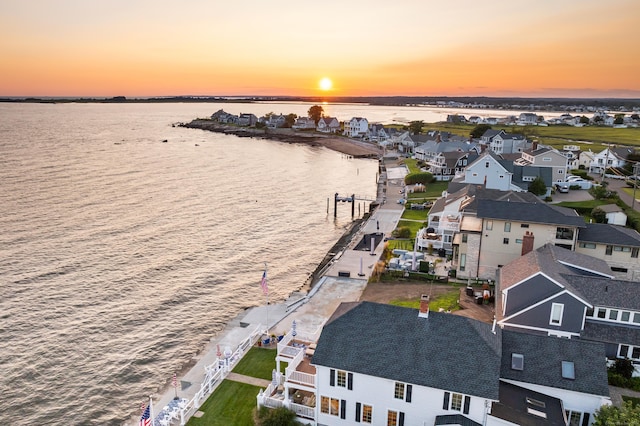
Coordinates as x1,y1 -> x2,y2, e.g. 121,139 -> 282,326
614,114 -> 625,125
256,406 -> 301,426
593,401 -> 640,426
470,124 -> 492,139
409,120 -> 424,135
591,207 -> 607,223
308,105 -> 324,125
580,115 -> 590,124
284,113 -> 297,128
528,176 -> 547,196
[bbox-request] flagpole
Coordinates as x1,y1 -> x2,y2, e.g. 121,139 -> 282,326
264,262 -> 269,336
149,395 -> 155,426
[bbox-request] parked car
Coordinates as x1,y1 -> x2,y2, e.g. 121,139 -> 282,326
556,183 -> 570,193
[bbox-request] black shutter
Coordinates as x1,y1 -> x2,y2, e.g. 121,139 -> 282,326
443,392 -> 450,410
330,369 -> 335,386
348,372 -> 353,390
406,384 -> 412,402
463,396 -> 470,414
355,402 -> 361,422
399,411 -> 405,426
581,413 -> 590,426
340,399 -> 346,419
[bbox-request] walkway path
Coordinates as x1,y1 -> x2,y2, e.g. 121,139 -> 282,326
609,385 -> 640,407
226,372 -> 271,388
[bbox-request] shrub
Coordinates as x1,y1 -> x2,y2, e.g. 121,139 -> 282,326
256,406 -> 301,426
611,358 -> 636,380
393,227 -> 411,239
405,172 -> 434,185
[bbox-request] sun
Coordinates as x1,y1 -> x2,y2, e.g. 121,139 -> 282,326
319,77 -> 333,91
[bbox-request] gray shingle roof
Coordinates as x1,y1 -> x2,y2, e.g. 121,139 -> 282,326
312,302 -> 502,399
562,275 -> 640,310
476,199 -> 585,227
582,320 -> 640,345
577,223 -> 640,247
501,330 -> 609,397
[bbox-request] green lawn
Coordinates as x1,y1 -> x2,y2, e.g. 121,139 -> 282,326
401,209 -> 429,221
390,289 -> 460,311
386,239 -> 415,251
397,220 -> 423,239
186,380 -> 261,426
231,347 -> 277,380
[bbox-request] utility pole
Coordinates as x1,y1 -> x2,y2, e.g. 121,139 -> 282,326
633,162 -> 639,212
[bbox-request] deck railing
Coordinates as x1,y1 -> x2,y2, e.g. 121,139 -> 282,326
290,402 -> 316,419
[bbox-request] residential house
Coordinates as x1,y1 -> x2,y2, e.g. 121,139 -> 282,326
497,243 -> 640,376
267,114 -> 287,128
211,109 -> 238,124
576,222 -> 640,280
237,113 -> 258,127
517,112 -> 541,125
367,123 -> 389,143
344,117 -> 369,138
561,145 -> 582,170
292,117 -> 316,130
464,199 -> 585,279
578,150 -> 596,170
488,132 -> 530,155
260,300 -> 610,425
589,146 -> 634,174
317,117 -> 340,133
515,146 -> 569,183
446,114 -> 467,123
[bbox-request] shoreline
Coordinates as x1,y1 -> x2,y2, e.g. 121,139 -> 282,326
180,119 -> 384,159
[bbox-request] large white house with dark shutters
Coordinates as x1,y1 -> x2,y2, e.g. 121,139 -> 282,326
259,299 -> 611,425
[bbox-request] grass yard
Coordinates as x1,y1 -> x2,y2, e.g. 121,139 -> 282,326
401,209 -> 429,221
390,288 -> 460,311
186,380 -> 260,426
386,239 -> 415,251
231,347 -> 276,380
396,220 -> 423,239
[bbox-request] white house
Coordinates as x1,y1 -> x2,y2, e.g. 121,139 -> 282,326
344,117 -> 369,138
589,147 -> 632,174
316,117 -> 340,133
259,300 -> 610,425
292,117 -> 317,130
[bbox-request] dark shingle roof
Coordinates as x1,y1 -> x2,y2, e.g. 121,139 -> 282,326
491,381 -> 566,426
501,330 -> 609,397
476,199 -> 585,227
582,320 -> 640,345
312,302 -> 502,399
577,223 -> 640,247
562,275 -> 640,310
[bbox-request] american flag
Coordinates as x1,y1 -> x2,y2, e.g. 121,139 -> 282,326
139,403 -> 151,426
260,269 -> 268,296
172,373 -> 177,388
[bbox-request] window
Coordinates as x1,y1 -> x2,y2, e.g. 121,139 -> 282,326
330,369 -> 352,389
614,246 -> 624,252
321,396 -> 340,416
515,239 -> 523,244
562,361 -> 575,379
503,238 -> 509,245
550,303 -> 564,325
621,311 -> 631,322
362,404 -> 372,423
387,410 -> 404,426
633,347 -> 640,360
556,227 -> 574,240
337,370 -> 346,387
521,224 -> 529,228
611,266 -> 629,273
579,242 -> 596,249
619,345 -> 630,358
609,310 -> 619,321
394,382 -> 404,400
459,254 -> 466,272
633,248 -> 639,258
566,410 -> 583,426
451,393 -> 463,411
634,313 -> 640,324
485,161 -> 490,168
461,233 -> 468,243
486,221 -> 493,231
504,222 -> 511,232
512,353 -> 524,370
606,245 -> 613,255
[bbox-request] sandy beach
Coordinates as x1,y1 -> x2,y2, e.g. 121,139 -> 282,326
181,119 -> 384,158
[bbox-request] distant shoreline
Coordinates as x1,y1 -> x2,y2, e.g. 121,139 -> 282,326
180,119 -> 383,159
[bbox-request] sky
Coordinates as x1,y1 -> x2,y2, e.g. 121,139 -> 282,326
0,0 -> 639,98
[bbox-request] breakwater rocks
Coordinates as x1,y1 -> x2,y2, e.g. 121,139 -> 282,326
180,119 -> 383,158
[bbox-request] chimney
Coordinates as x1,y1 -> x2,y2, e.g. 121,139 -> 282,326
419,294 -> 430,318
532,140 -> 538,151
522,231 -> 534,255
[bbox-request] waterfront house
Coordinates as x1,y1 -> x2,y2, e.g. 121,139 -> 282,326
488,132 -> 530,155
267,114 -> 287,128
517,112 -> 541,125
238,113 -> 258,127
259,300 -> 610,425
344,117 -> 369,138
316,117 -> 340,133
211,109 -> 238,124
515,146 -> 569,183
292,117 -> 316,130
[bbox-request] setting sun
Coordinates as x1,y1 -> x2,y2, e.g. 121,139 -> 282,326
319,77 -> 333,91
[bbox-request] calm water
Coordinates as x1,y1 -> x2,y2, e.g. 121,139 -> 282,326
0,101 -> 558,425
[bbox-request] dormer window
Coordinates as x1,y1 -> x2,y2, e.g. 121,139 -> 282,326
562,361 -> 575,379
511,353 -> 524,370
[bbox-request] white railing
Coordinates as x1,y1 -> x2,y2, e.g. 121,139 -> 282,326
172,324 -> 263,425
288,371 -> 316,387
277,333 -> 293,354
290,402 -> 316,419
285,347 -> 305,375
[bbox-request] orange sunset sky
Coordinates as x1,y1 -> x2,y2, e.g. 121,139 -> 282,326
1,0 -> 639,98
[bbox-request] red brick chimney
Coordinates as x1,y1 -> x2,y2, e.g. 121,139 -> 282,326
522,231 -> 535,255
419,294 -> 430,318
